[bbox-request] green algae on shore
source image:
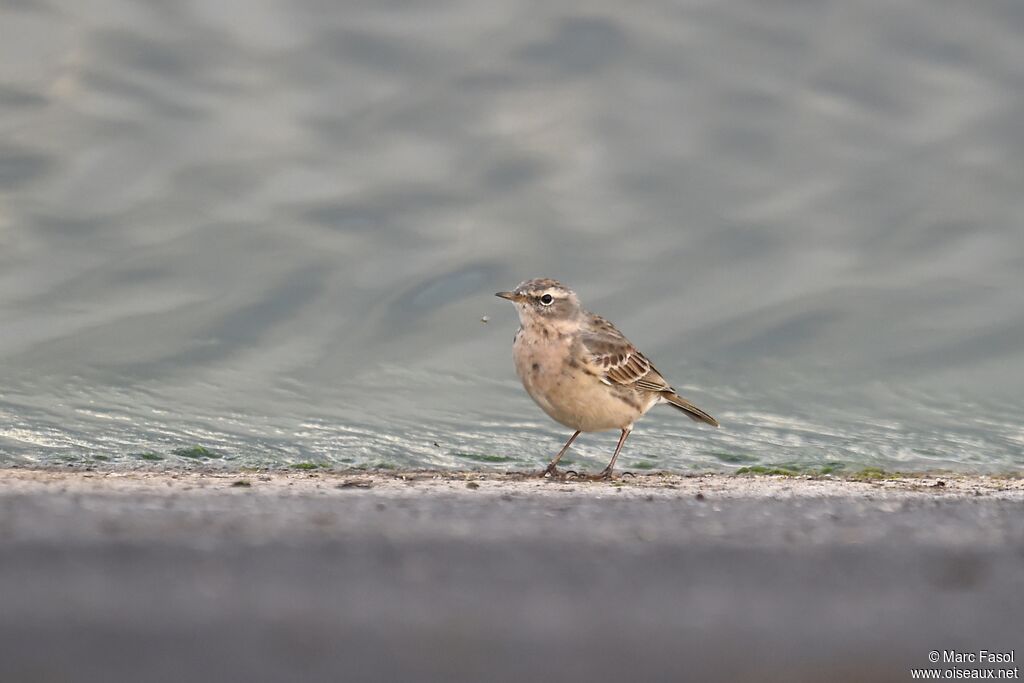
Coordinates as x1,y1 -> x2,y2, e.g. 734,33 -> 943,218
172,446 -> 222,460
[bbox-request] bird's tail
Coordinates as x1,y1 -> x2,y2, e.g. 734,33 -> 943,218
662,392 -> 719,427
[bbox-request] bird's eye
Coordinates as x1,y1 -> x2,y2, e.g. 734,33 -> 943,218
540,294 -> 554,305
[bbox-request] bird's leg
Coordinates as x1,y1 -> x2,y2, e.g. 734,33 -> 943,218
592,429 -> 631,480
540,430 -> 581,478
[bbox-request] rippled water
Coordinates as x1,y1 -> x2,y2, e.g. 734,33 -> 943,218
1,0 -> 1022,472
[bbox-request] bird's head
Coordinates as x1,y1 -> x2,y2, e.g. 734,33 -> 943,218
496,278 -> 582,325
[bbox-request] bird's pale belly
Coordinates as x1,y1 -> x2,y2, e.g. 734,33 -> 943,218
513,333 -> 649,432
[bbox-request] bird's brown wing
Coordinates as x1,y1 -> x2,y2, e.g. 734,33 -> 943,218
580,315 -> 672,392
581,314 -> 719,426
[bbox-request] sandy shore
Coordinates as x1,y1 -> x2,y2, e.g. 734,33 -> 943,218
1,468 -> 1022,682
3,466 -> 1022,498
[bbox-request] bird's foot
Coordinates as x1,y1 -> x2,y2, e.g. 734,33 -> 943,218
539,467 -> 622,481
538,465 -> 565,479
544,468 -> 587,481
583,468 -> 616,481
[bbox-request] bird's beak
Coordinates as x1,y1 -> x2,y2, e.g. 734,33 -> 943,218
495,291 -> 519,301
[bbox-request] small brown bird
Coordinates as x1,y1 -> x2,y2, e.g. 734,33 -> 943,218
497,278 -> 718,479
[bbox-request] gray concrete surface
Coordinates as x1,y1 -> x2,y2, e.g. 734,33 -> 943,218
0,470 -> 1021,682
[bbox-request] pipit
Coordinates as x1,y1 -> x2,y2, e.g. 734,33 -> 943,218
496,278 -> 718,479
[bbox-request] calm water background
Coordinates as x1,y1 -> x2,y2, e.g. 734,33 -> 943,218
1,0 -> 1022,472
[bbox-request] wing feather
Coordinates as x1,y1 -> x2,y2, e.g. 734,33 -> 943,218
580,316 -> 672,392
579,314 -> 719,426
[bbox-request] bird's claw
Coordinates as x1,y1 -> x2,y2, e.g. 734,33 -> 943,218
539,465 -> 564,479
540,467 -> 583,481
539,466 -> 628,482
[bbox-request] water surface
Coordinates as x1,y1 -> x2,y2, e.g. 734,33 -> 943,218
1,0 -> 1022,472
